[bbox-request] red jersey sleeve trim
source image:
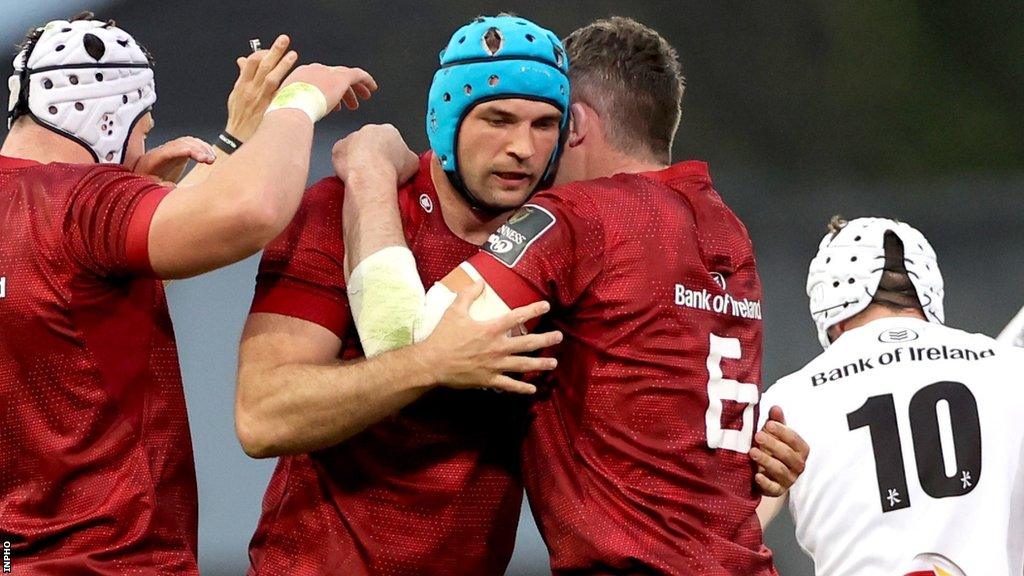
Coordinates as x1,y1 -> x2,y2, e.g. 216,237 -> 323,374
468,252 -> 543,308
124,186 -> 172,275
250,281 -> 350,339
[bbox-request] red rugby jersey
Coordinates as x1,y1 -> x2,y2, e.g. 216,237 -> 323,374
246,153 -> 527,576
468,161 -> 776,575
0,156 -> 198,574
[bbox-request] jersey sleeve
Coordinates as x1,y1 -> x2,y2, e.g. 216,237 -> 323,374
249,177 -> 352,339
64,166 -> 172,277
467,187 -> 605,309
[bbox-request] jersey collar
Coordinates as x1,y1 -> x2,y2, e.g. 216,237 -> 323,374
639,160 -> 711,185
0,155 -> 41,169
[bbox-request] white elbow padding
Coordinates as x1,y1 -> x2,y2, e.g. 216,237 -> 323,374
347,246 -> 425,357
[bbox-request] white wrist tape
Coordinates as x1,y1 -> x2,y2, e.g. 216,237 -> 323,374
265,82 -> 329,123
347,246 -> 425,357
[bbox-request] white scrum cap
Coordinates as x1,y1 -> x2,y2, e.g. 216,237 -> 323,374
8,18 -> 156,163
806,217 -> 944,349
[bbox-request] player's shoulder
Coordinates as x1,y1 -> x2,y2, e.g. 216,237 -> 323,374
766,355 -> 824,403
31,161 -> 132,195
768,337 -> 861,401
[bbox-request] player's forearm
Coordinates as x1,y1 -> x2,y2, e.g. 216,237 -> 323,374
340,160 -> 408,277
342,160 -> 426,356
148,110 -> 314,278
235,343 -> 438,457
193,109 -> 313,239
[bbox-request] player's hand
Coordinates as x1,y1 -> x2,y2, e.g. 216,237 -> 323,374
225,34 -> 299,141
132,136 -> 217,184
281,63 -> 378,115
749,406 -> 810,497
421,282 -> 562,394
332,124 -> 419,186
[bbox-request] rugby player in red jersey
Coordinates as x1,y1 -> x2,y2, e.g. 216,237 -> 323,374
0,13 -> 377,574
338,17 -> 809,576
234,16 -> 564,576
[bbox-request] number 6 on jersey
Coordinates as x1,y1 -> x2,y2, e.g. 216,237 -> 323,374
706,333 -> 760,453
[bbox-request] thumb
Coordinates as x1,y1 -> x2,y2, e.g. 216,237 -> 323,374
768,405 -> 786,425
452,281 -> 484,313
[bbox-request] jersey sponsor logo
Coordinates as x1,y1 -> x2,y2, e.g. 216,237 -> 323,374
483,204 -> 555,267
674,282 -> 762,320
879,327 -> 919,343
419,194 -> 434,213
811,345 -> 996,386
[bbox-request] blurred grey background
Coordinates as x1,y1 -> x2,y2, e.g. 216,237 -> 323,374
4,1 -> 1022,574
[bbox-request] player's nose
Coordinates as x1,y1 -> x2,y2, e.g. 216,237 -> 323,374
505,123 -> 535,162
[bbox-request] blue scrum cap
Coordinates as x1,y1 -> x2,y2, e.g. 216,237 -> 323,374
426,15 -> 570,208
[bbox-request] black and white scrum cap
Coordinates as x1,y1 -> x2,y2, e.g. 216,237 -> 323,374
8,18 -> 156,163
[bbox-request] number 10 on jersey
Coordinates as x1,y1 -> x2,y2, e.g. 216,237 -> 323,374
848,381 -> 982,513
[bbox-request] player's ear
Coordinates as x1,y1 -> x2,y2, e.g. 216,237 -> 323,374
567,102 -> 589,148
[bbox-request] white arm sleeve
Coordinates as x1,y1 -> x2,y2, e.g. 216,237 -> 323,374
998,305 -> 1024,348
347,249 -> 513,357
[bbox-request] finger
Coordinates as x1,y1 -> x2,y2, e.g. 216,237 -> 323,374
238,52 -> 263,83
264,50 -> 298,92
352,82 -> 374,101
768,405 -> 786,425
499,300 -> 551,333
255,34 -> 290,82
755,472 -> 785,498
236,57 -> 246,72
341,87 -> 360,110
750,447 -> 795,490
342,68 -> 378,93
452,281 -> 485,313
161,138 -> 215,164
178,136 -> 216,157
495,355 -> 557,374
487,374 -> 537,395
505,330 -> 562,354
754,431 -> 804,477
764,419 -> 810,460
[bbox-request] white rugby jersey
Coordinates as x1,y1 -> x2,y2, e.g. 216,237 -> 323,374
998,306 -> 1024,348
762,317 -> 1024,576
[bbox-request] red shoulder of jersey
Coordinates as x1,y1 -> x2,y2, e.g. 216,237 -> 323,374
250,176 -> 351,337
63,163 -> 172,278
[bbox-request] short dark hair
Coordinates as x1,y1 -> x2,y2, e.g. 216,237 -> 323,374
563,17 -> 685,163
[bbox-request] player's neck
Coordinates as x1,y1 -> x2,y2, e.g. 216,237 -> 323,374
835,306 -> 927,339
584,142 -> 665,180
1,120 -> 93,165
429,155 -> 513,245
